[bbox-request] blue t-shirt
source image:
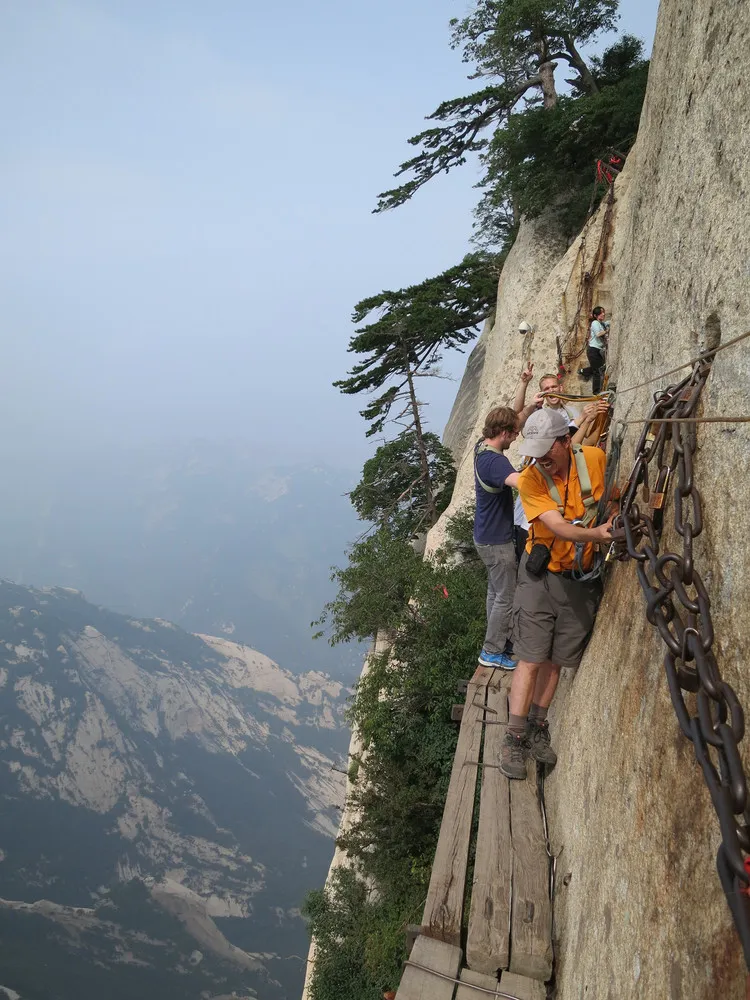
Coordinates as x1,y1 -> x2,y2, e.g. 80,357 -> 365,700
473,448 -> 515,545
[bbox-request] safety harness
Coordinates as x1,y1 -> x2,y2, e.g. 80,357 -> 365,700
475,441 -> 604,580
535,445 -> 597,526
535,446 -> 604,581
473,441 -> 505,494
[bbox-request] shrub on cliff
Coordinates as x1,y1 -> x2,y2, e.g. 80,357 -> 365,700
313,527 -> 422,645
349,430 -> 457,539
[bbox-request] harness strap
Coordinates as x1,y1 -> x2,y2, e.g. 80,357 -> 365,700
474,441 -> 505,495
535,446 -> 598,525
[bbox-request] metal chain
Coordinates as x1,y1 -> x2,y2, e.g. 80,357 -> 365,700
612,354 -> 750,968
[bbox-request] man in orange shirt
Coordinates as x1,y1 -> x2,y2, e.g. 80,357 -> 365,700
501,408 -> 614,779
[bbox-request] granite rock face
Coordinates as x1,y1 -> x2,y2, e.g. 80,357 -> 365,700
425,0 -> 750,994
547,2 -> 750,997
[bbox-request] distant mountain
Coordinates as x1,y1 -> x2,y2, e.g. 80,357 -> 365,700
0,582 -> 349,1000
0,440 -> 363,680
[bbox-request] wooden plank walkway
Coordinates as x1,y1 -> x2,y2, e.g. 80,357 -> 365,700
456,968 -> 545,999
509,759 -> 553,980
422,665 -> 493,946
396,935 -> 461,1000
466,671 -> 512,974
396,666 -> 553,998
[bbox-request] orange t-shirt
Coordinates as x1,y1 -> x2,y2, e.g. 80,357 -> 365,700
519,446 -> 606,573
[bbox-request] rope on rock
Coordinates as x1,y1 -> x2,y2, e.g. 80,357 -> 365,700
615,329 -> 750,395
619,414 -> 750,426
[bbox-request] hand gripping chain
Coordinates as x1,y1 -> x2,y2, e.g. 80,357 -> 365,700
612,354 -> 750,968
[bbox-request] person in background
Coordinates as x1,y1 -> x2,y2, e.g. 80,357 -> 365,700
515,366 -> 578,432
473,406 -> 521,670
579,306 -> 609,393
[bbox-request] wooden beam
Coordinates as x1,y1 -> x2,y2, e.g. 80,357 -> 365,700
508,759 -> 553,981
422,666 -> 493,945
456,968 -> 501,999
466,680 -> 511,975
500,970 -> 546,999
395,935 -> 462,1000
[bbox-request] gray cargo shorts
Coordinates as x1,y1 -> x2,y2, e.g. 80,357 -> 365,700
511,552 -> 602,669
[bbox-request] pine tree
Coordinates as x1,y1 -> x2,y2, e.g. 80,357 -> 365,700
374,0 -> 620,214
334,253 -> 498,526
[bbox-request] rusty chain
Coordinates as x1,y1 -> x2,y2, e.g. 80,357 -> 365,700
613,353 -> 750,968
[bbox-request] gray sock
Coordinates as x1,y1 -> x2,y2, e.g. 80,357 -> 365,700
528,703 -> 549,724
508,713 -> 527,737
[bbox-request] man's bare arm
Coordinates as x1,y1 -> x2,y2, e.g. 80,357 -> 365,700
538,509 -> 613,543
571,400 -> 609,446
513,363 -> 534,414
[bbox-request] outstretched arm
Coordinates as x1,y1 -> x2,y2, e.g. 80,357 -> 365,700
538,509 -> 613,543
513,363 -> 534,414
571,400 -> 610,446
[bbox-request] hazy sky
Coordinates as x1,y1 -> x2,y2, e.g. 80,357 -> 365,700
1,0 -> 658,467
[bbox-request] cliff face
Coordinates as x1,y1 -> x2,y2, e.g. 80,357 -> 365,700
427,0 -> 750,995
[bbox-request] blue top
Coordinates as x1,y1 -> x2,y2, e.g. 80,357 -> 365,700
473,448 -> 515,545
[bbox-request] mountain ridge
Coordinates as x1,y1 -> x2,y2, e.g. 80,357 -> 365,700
0,581 -> 348,999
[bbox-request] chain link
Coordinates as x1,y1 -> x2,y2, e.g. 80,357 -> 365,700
613,355 -> 750,968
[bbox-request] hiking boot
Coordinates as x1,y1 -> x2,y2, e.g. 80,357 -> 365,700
478,649 -> 517,670
499,731 -> 529,779
526,719 -> 557,767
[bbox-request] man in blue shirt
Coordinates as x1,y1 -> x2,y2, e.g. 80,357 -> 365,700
474,406 -> 521,669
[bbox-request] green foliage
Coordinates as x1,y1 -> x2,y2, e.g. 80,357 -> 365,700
476,36 -> 648,237
444,501 -> 480,560
577,32 -> 646,91
335,252 -> 500,437
376,0 -> 620,214
349,430 -> 456,538
451,0 -> 618,74
313,527 -> 422,644
303,868 -> 404,1000
306,552 -> 488,1000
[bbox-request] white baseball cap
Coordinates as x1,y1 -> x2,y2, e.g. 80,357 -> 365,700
518,408 -> 570,458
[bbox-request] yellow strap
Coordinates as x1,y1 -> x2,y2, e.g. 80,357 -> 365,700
536,447 -> 597,521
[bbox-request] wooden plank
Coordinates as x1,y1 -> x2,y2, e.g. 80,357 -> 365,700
395,935 -> 462,1000
456,968 -> 501,999
466,681 -> 511,975
454,968 -> 546,1000
508,759 -> 553,981
499,970 -> 546,999
422,666 -> 493,945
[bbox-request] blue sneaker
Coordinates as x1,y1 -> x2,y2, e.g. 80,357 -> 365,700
478,649 -> 517,670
